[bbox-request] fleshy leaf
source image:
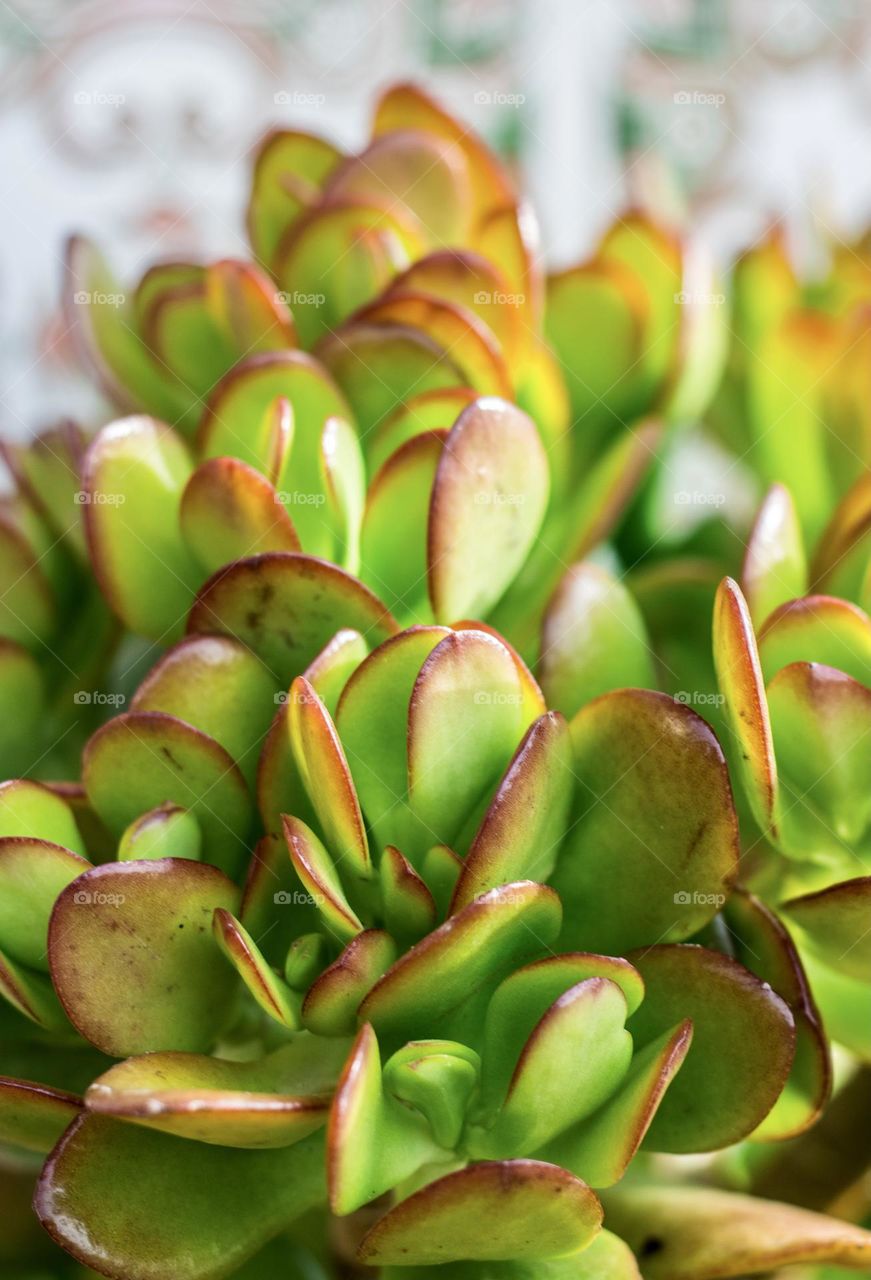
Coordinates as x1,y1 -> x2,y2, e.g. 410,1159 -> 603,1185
471,978 -> 632,1157
380,845 -> 438,941
605,1185 -> 871,1280
428,398 -> 549,623
49,859 -> 241,1056
83,712 -> 251,877
213,908 -> 299,1029
357,1160 -> 602,1266
767,662 -> 871,860
451,712 -> 572,910
85,1036 -> 349,1147
627,944 -> 795,1152
784,877 -> 871,981
359,883 -> 562,1044
758,595 -> 871,687
180,456 -> 300,576
541,1021 -> 692,1187
0,1076 -> 81,1153
0,836 -> 89,969
247,128 -> 344,268
369,386 -> 477,473
724,887 -> 830,1140
118,804 -> 202,862
713,576 -> 778,836
741,484 -> 807,628
131,634 -> 278,788
301,930 -> 397,1036
35,1116 -> 325,1280
187,552 -> 397,682
551,690 -> 738,954
81,417 -> 200,640
288,677 -> 370,881
284,816 -> 364,943
539,563 -> 655,719
327,1023 -> 448,1215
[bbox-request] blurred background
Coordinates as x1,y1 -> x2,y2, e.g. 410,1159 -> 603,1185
3,0 -> 871,434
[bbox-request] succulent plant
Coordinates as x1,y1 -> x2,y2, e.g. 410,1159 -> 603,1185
3,81 -> 871,1280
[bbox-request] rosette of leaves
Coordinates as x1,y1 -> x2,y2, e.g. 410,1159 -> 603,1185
714,570 -> 871,1066
1,609 -> 869,1277
710,225 -> 871,546
80,370 -> 551,644
0,422 -> 117,778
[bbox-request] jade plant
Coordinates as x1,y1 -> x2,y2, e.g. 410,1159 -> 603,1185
3,81 -> 871,1280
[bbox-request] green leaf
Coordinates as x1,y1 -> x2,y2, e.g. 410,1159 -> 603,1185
713,576 -> 779,837
246,129 -> 343,269
541,1021 -> 692,1187
551,689 -> 738,954
213,908 -> 299,1029
450,712 -> 573,910
741,484 -> 807,628
359,883 -> 562,1045
369,385 -> 477,474
357,1160 -> 602,1266
604,1185 -> 871,1280
0,837 -> 90,969
471,978 -> 632,1157
131,634 -> 278,788
81,417 -> 200,640
283,816 -> 364,943
180,457 -> 300,577
783,877 -> 871,981
302,930 -> 397,1036
627,944 -> 795,1152
35,1116 -> 325,1280
767,662 -> 871,861
406,628 -> 534,860
725,888 -> 830,1139
360,431 -> 445,624
758,595 -> 871,687
539,563 -> 655,719
428,398 -> 549,623
48,859 -> 241,1056
85,1035 -> 349,1147
187,552 -> 397,684
335,626 -> 451,853
0,1076 -> 81,1153
288,677 -> 370,881
327,1023 -> 448,1215
118,804 -> 202,862
0,779 -> 85,854
83,712 -> 251,878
